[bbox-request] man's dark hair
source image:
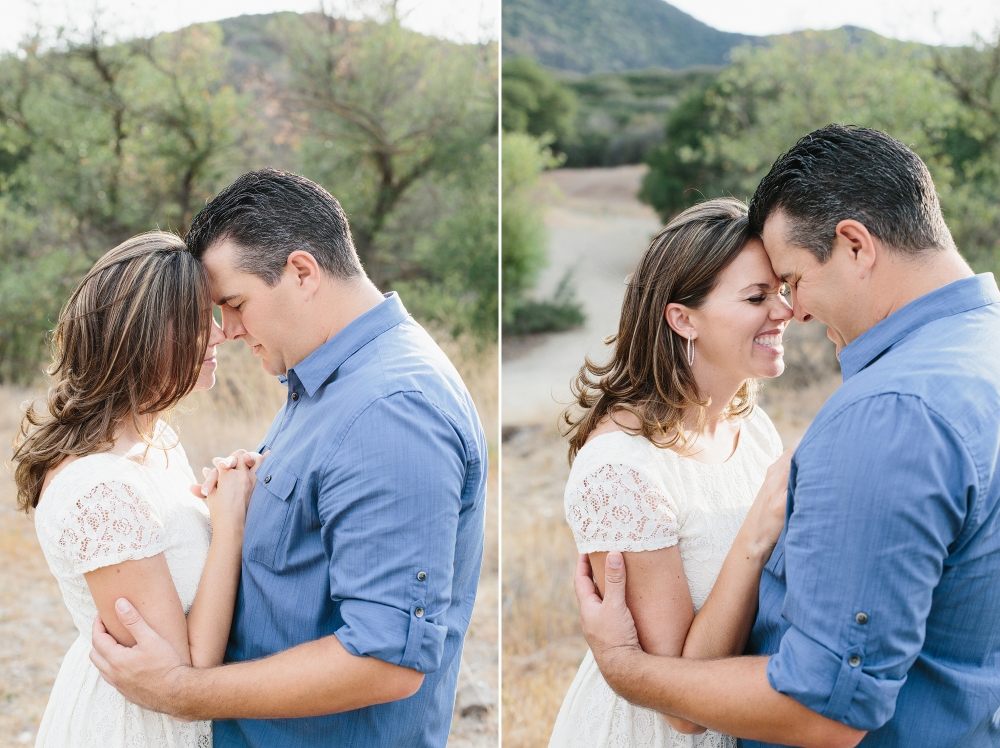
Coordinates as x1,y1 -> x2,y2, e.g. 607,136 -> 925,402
747,124 -> 954,262
185,168 -> 363,284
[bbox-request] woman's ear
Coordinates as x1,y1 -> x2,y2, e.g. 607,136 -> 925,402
664,303 -> 697,340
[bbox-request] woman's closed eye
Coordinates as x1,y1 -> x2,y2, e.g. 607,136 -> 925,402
747,283 -> 790,304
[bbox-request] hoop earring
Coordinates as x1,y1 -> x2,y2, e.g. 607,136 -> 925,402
686,336 -> 695,366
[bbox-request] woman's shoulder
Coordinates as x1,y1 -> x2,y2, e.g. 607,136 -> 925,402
38,453 -> 151,514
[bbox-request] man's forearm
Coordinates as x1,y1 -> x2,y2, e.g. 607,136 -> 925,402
171,633 -> 424,721
603,650 -> 864,748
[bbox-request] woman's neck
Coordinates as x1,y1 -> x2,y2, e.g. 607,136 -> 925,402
682,366 -> 744,438
111,412 -> 162,454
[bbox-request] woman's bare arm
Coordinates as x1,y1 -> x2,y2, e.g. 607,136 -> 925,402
85,450 -> 258,669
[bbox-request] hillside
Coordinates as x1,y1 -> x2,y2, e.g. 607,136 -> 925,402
502,0 -> 757,73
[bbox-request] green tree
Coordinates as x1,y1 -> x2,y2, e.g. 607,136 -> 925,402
501,56 -> 577,147
931,32 -> 1000,273
0,21 -> 251,381
276,8 -> 497,282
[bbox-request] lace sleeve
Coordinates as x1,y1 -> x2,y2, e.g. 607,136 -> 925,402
57,480 -> 167,575
565,457 -> 679,554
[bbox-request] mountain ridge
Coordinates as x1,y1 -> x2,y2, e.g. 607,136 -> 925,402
502,0 -> 758,73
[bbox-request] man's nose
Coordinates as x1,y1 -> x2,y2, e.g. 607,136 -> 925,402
790,291 -> 813,323
220,308 -> 245,339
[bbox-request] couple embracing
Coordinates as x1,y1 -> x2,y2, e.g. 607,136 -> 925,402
551,125 -> 1000,747
13,169 -> 487,747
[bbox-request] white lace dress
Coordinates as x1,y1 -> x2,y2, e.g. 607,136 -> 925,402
32,423 -> 213,748
549,408 -> 783,748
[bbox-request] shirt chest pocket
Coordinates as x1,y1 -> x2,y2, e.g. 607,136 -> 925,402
244,458 -> 297,570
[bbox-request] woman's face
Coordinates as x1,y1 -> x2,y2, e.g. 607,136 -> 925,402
681,239 -> 794,383
192,315 -> 226,392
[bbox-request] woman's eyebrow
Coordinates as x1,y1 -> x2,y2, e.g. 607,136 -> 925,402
739,282 -> 774,293
216,293 -> 239,306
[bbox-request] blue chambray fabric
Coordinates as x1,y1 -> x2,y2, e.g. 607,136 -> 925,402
742,274 -> 1000,748
213,292 -> 488,748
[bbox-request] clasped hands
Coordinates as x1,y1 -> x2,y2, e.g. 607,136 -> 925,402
189,448 -> 268,503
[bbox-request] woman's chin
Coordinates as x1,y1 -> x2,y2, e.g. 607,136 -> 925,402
192,374 -> 217,392
752,359 -> 785,380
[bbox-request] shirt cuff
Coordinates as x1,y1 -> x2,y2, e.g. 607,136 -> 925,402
335,599 -> 448,675
767,625 -> 906,731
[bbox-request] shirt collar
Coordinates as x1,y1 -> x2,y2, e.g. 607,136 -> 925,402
288,292 -> 409,397
839,273 -> 1000,381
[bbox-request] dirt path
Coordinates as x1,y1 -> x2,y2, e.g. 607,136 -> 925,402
502,165 -> 662,427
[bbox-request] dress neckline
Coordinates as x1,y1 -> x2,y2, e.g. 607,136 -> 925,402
584,418 -> 746,467
39,421 -> 177,506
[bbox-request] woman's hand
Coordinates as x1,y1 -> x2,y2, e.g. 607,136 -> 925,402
743,444 -> 796,564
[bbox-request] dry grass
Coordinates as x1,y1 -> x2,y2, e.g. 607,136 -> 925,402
0,337 -> 498,748
499,321 -> 842,748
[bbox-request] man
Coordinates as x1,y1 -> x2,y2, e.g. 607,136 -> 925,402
89,168 -> 488,747
574,125 -> 1000,746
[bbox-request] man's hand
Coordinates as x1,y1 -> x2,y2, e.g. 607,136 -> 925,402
575,551 -> 644,688
90,599 -> 191,718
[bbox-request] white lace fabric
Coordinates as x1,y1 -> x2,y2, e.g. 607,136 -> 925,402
32,423 -> 213,748
551,409 -> 784,748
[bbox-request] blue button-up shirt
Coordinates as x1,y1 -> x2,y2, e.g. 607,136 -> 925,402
744,274 -> 1000,748
214,293 -> 488,748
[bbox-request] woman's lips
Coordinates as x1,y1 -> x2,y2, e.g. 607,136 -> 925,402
753,331 -> 784,354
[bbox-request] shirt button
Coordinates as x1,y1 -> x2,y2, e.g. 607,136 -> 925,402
849,655 -> 861,667
414,607 -> 424,618
264,475 -> 271,484
291,392 -> 299,401
417,571 -> 427,581
855,612 -> 868,624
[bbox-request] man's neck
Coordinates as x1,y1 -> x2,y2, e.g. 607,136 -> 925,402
283,276 -> 387,372
319,276 -> 387,343
860,248 -> 974,339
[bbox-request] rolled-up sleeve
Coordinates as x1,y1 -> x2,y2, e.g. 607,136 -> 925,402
318,391 -> 468,674
767,394 -> 975,730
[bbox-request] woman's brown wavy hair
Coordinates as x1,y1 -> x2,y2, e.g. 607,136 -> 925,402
562,197 -> 759,463
12,231 -> 213,512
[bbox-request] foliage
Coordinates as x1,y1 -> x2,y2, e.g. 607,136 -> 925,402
275,10 -> 497,281
505,270 -> 585,336
0,23 -> 250,381
501,132 -> 553,323
502,0 -> 754,74
502,57 -> 577,145
563,66 -> 717,167
640,28 -> 1000,276
0,7 -> 498,382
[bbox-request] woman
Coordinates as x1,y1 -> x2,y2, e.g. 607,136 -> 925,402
551,198 -> 794,747
12,232 -> 259,748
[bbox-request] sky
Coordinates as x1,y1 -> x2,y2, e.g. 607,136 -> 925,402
0,0 -> 498,52
669,0 -> 1000,46
3,0 -> 1000,53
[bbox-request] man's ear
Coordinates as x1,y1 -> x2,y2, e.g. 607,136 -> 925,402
664,303 -> 697,340
285,250 -> 322,297
833,220 -> 877,278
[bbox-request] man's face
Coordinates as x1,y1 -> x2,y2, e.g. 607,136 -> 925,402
201,237 -> 297,376
761,210 -> 853,354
